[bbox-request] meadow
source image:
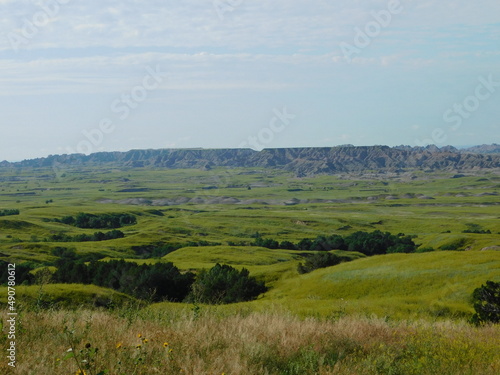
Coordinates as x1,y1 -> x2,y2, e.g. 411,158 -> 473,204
0,164 -> 499,373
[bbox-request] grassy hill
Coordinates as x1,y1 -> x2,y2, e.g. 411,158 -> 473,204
259,251 -> 500,319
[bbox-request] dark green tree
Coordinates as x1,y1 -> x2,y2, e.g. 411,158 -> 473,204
471,281 -> 500,325
297,252 -> 344,274
188,264 -> 266,304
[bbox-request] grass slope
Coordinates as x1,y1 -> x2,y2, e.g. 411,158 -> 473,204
262,251 -> 500,319
0,284 -> 135,308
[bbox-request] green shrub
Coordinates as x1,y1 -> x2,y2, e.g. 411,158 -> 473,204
0,209 -> 19,217
297,252 -> 345,274
470,280 -> 500,325
188,263 -> 267,304
439,238 -> 469,251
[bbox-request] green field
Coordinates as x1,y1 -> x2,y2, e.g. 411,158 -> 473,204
0,165 -> 499,319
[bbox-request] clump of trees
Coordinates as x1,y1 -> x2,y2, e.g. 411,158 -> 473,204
0,209 -> 19,217
51,247 -> 106,263
52,212 -> 136,229
50,255 -> 266,304
47,230 -> 124,242
253,230 -> 418,256
462,223 -> 491,234
52,259 -> 195,302
470,281 -> 500,325
188,263 -> 267,304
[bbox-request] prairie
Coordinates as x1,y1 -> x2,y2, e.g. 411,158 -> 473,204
0,165 -> 499,373
1,307 -> 499,375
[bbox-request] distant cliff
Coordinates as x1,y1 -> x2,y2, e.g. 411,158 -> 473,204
1,145 -> 499,175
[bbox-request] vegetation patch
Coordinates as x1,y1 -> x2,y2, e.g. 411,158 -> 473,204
253,230 -> 418,255
0,209 -> 19,217
471,280 -> 500,325
52,259 -> 195,302
49,212 -> 136,229
188,263 -> 267,304
46,230 -> 125,243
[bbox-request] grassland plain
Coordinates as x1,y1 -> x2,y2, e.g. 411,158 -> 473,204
0,165 -> 499,373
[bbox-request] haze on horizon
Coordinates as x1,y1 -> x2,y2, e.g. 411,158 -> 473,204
1,0 -> 499,162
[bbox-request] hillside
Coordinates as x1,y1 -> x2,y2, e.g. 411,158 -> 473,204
1,145 -> 500,175
261,251 -> 500,319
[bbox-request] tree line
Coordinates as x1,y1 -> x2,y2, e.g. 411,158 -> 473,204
252,230 -> 418,256
46,229 -> 125,242
0,209 -> 19,217
48,212 -> 136,229
50,259 -> 265,304
13,247 -> 266,304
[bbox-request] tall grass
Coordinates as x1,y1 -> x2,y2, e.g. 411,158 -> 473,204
1,306 -> 498,374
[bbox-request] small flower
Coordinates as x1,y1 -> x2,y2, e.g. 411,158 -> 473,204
142,338 -> 148,343
137,333 -> 142,338
116,342 -> 123,349
136,344 -> 142,349
169,348 -> 173,353
163,342 -> 169,348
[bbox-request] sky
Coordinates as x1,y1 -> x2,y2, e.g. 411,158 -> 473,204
1,0 -> 499,161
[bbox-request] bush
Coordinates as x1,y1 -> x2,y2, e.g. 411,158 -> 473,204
297,252 -> 345,274
310,235 -> 346,251
439,238 -> 469,251
462,223 -> 491,234
471,280 -> 500,325
344,230 -> 416,256
252,237 -> 279,249
188,264 -> 267,304
0,209 -> 19,217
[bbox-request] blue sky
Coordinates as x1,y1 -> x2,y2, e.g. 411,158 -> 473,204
1,0 -> 499,161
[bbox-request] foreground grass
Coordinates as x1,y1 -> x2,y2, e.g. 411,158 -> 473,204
1,307 -> 499,375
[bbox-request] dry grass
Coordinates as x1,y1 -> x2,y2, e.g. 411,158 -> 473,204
1,306 -> 499,375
